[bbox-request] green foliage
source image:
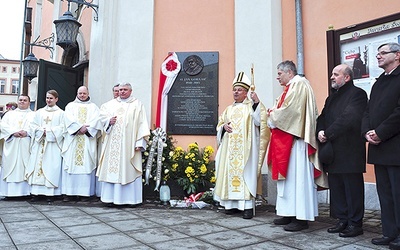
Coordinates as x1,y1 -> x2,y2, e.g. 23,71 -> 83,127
169,142 -> 215,195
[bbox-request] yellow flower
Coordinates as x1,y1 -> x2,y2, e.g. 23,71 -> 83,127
188,142 -> 198,149
200,164 -> 207,174
210,176 -> 216,183
185,166 -> 194,174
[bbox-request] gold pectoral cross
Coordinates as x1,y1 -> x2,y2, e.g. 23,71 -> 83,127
18,120 -> 23,129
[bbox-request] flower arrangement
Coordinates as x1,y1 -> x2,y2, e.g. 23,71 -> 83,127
142,128 -> 215,197
169,142 -> 215,195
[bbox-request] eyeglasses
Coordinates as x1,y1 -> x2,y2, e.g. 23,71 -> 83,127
376,50 -> 399,57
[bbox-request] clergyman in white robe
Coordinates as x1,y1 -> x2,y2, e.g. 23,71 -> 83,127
26,91 -> 64,197
62,87 -> 103,198
0,96 -> 34,197
97,83 -> 149,205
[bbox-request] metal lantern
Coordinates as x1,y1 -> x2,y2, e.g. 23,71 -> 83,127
53,10 -> 81,50
22,53 -> 39,80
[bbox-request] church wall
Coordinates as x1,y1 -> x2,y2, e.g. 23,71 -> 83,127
88,0 -> 154,118
152,0 -> 235,149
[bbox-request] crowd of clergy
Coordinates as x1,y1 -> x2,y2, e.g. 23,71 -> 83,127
0,83 -> 150,205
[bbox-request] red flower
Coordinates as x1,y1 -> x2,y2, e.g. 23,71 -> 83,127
166,59 -> 178,71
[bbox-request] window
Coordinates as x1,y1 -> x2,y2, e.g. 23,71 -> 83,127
11,79 -> 19,94
0,79 -> 5,94
12,67 -> 18,73
1,66 -> 6,73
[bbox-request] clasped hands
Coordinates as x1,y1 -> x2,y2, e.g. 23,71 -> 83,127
13,130 -> 28,138
317,130 -> 327,143
109,116 -> 117,126
77,125 -> 89,135
365,129 -> 381,145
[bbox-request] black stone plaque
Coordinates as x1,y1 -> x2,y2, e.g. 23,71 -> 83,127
167,52 -> 218,135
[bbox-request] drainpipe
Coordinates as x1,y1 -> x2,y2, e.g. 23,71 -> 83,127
295,0 -> 304,76
18,0 -> 28,96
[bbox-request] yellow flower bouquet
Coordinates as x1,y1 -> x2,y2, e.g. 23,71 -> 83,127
168,142 -> 215,195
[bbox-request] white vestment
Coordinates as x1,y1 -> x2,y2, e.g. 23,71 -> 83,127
213,99 -> 269,210
0,108 -> 34,196
97,96 -> 149,205
61,98 -> 103,196
26,105 -> 64,196
276,139 -> 318,221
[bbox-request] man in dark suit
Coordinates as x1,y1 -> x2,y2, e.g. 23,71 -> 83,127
362,42 -> 400,249
317,64 -> 367,238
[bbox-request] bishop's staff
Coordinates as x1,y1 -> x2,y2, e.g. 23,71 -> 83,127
250,63 -> 255,91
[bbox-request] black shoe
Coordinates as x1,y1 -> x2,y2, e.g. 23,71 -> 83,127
79,196 -> 91,202
46,197 -> 54,203
225,208 -> 239,215
30,196 -> 39,202
283,220 -> 309,232
63,195 -> 70,202
371,236 -> 396,245
327,221 -> 347,233
243,209 -> 253,219
339,225 -> 363,237
389,237 -> 400,250
273,216 -> 293,225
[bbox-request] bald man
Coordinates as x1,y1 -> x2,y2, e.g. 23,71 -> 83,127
61,86 -> 103,201
317,64 -> 367,237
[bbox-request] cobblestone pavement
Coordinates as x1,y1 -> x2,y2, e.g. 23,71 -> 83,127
0,196 -> 387,249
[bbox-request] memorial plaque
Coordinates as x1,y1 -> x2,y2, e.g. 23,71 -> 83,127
167,52 -> 218,135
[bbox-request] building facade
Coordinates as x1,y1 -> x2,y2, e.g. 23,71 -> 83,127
0,55 -> 20,114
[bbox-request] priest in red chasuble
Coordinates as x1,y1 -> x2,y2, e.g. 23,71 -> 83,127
267,60 -> 328,231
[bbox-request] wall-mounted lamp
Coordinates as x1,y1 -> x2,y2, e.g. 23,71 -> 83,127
53,0 -> 99,50
22,53 -> 39,81
22,33 -> 55,81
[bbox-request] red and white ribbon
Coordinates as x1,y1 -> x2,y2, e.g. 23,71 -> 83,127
156,52 -> 181,130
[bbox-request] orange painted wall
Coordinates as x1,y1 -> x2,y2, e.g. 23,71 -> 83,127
152,0 -> 235,151
281,0 -> 400,182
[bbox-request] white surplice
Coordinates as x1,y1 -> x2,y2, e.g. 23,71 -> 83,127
61,98 -> 102,196
0,108 -> 34,196
97,96 -> 149,205
275,139 -> 318,221
26,105 -> 64,196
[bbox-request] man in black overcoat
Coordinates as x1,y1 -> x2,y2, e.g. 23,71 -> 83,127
362,42 -> 400,249
317,64 -> 367,238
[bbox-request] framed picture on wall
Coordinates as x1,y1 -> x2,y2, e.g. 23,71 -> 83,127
327,13 -> 400,97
